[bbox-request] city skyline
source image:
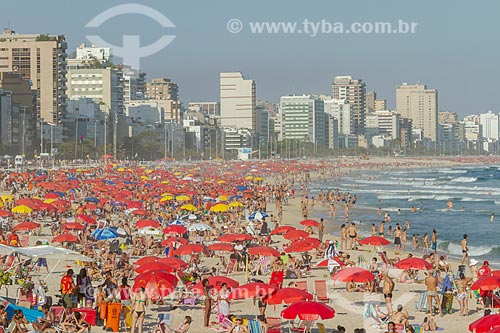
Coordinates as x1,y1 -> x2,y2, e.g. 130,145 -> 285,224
1,0 -> 499,117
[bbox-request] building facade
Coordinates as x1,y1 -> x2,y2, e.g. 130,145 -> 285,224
479,111 -> 499,140
396,83 -> 438,142
332,76 -> 366,136
0,29 -> 67,124
220,72 -> 256,130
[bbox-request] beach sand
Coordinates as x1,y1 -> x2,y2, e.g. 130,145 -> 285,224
1,156 -> 495,333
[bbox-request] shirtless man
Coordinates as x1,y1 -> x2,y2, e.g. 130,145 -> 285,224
461,234 -> 469,265
378,221 -> 385,238
348,223 -> 357,250
456,273 -> 472,316
394,226 -> 402,250
383,274 -> 395,315
425,271 -> 443,316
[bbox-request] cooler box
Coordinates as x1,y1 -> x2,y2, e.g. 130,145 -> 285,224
73,308 -> 96,326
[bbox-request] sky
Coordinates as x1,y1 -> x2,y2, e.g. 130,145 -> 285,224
1,0 -> 499,117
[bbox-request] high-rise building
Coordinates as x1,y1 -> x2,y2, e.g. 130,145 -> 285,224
146,78 -> 181,123
366,91 -> 376,112
0,29 -> 67,123
479,111 -> 499,140
67,66 -> 124,117
323,98 -> 352,136
279,95 -> 326,147
365,110 -> 400,139
396,83 -> 438,142
332,76 -> 366,135
220,72 -> 256,130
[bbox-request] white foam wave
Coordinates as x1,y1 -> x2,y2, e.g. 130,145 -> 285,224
446,242 -> 495,257
451,177 -> 477,183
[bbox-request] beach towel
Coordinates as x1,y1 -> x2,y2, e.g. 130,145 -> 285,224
5,303 -> 44,323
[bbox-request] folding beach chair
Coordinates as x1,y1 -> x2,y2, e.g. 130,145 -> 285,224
314,280 -> 329,302
266,317 -> 281,333
413,324 -> 425,333
158,313 -> 172,327
269,271 -> 284,289
415,291 -> 428,312
249,319 -> 263,333
363,303 -> 390,329
289,320 -> 313,333
295,280 -> 308,292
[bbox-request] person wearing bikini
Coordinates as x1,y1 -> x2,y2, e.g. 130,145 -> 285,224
130,287 -> 148,333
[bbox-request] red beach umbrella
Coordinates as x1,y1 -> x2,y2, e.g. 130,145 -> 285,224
299,219 -> 319,227
471,274 -> 500,291
132,270 -> 178,299
135,263 -> 175,273
317,257 -> 345,268
163,225 -> 186,235
208,243 -> 234,252
266,288 -> 314,305
228,282 -> 276,300
136,256 -> 160,266
283,229 -> 309,241
331,267 -> 375,283
394,257 -> 432,270
175,244 -> 207,256
281,301 -> 335,321
13,221 -> 40,232
248,246 -> 281,257
157,257 -> 188,269
51,233 -> 78,243
76,214 -> 96,224
63,222 -> 85,230
131,209 -> 149,216
0,210 -> 11,217
136,219 -> 160,229
358,236 -> 390,246
468,314 -> 500,333
285,238 -> 321,253
271,226 -> 296,235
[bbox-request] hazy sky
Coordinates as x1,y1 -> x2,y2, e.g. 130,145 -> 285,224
1,0 -> 499,117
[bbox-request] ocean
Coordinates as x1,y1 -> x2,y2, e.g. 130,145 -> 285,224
308,165 -> 500,266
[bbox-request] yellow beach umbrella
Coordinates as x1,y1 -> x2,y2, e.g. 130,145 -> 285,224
161,181 -> 170,184
44,198 -> 57,204
161,192 -> 174,197
245,175 -> 254,180
180,204 -> 198,212
140,175 -> 150,180
117,167 -> 126,172
160,196 -> 173,202
218,195 -> 229,201
210,203 -> 230,213
217,180 -> 227,184
176,195 -> 191,202
253,177 -> 263,181
229,201 -> 243,207
12,205 -> 32,214
1,194 -> 14,202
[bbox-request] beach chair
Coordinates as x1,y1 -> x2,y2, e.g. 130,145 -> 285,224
158,313 -> 173,326
415,291 -> 428,312
295,281 -> 308,292
314,280 -> 329,302
316,323 -> 327,333
249,319 -> 263,333
269,271 -> 284,289
49,306 -> 66,333
266,317 -> 281,333
289,320 -> 313,333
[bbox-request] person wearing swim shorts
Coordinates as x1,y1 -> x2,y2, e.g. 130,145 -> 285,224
456,273 -> 472,316
425,271 -> 443,316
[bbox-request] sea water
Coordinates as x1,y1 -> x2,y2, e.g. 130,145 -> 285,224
308,165 -> 500,266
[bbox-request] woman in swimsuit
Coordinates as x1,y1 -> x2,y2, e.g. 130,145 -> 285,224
229,318 -> 248,333
61,312 -> 91,333
130,287 -> 149,333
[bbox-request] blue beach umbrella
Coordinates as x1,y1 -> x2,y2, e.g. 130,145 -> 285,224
85,197 -> 100,203
92,228 -> 119,240
248,211 -> 269,220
